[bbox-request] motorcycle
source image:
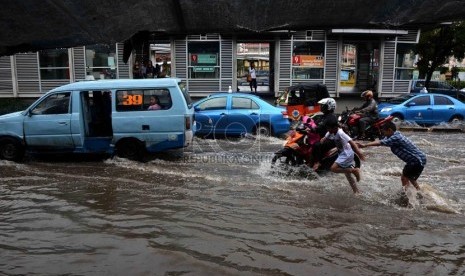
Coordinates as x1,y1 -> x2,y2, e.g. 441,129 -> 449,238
271,122 -> 361,175
338,107 -> 394,141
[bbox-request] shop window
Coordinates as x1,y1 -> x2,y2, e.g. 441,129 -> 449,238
339,44 -> 357,93
116,89 -> 172,112
291,42 -> 325,79
39,49 -> 70,80
85,44 -> 117,80
395,44 -> 416,80
152,43 -> 172,78
188,42 -> 220,79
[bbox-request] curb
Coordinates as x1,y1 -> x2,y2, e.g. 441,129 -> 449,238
399,127 -> 464,133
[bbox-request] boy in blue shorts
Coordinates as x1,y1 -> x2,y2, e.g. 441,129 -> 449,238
323,117 -> 365,194
358,121 -> 426,191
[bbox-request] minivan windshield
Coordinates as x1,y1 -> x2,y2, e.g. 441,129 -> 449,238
178,82 -> 193,108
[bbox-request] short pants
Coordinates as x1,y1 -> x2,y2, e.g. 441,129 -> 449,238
403,163 -> 424,180
335,152 -> 354,169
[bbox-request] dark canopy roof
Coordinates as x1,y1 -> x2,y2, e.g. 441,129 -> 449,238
1,0 -> 464,57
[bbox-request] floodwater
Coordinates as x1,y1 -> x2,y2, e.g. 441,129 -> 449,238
1,132 -> 465,275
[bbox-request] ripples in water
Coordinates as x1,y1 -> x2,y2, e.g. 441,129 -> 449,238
0,133 -> 465,275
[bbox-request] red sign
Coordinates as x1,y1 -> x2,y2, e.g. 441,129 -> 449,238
292,55 -> 324,68
191,54 -> 198,62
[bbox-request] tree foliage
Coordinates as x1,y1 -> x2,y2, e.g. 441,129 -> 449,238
415,21 -> 465,88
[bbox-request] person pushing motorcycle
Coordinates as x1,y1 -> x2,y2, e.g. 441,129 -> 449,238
323,116 -> 365,194
353,90 -> 378,139
358,121 -> 426,192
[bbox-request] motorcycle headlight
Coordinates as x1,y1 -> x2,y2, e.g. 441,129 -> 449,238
381,107 -> 392,112
338,115 -> 342,121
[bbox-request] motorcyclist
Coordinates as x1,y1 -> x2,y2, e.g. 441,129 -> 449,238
354,90 -> 378,139
311,98 -> 337,171
313,98 -> 336,137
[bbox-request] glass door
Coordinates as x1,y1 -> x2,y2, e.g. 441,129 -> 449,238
339,41 -> 380,95
236,42 -> 270,94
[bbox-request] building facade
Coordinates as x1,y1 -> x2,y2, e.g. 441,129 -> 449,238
0,29 -> 420,99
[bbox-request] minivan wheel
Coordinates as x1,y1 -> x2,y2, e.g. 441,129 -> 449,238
116,140 -> 145,161
0,138 -> 25,162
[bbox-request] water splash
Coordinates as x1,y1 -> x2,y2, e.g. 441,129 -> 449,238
420,184 -> 460,214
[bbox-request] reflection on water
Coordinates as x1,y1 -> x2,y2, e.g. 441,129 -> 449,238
1,133 -> 465,275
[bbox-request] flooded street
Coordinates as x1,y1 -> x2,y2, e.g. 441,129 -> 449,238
1,132 -> 465,275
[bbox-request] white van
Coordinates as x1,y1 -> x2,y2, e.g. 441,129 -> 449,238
0,79 -> 194,161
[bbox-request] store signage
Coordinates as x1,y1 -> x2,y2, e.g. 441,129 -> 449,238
193,66 -> 215,72
340,69 -> 356,90
292,55 -> 324,68
191,54 -> 217,65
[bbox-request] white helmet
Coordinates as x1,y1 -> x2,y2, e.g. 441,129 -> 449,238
318,98 -> 336,113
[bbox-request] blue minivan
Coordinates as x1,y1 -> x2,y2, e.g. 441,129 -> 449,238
0,79 -> 194,161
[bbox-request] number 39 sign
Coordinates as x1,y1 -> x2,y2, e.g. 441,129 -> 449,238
122,95 -> 143,105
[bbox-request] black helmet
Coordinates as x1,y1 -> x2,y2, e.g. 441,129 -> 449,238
325,115 -> 339,129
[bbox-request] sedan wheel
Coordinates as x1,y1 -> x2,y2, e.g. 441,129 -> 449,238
450,116 -> 463,125
391,116 -> 403,127
255,125 -> 271,137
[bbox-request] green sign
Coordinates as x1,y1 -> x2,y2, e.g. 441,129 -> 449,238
197,54 -> 217,64
193,66 -> 215,72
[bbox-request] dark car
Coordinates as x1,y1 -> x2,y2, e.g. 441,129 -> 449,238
456,90 -> 465,103
411,80 -> 458,96
378,94 -> 418,110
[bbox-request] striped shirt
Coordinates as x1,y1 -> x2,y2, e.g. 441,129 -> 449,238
380,131 -> 427,166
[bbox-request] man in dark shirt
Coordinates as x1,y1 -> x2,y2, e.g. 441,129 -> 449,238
354,90 -> 378,139
358,121 -> 427,191
311,98 -> 337,171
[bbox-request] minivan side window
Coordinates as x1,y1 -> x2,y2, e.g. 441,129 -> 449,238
116,89 -> 172,111
429,82 -> 438,89
415,81 -> 425,88
458,93 -> 465,103
31,92 -> 71,115
438,82 -> 452,89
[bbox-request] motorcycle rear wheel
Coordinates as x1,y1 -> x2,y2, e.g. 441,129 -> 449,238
271,154 -> 297,166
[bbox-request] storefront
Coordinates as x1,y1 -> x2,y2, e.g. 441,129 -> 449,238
0,44 -> 128,98
0,29 -> 420,99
